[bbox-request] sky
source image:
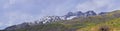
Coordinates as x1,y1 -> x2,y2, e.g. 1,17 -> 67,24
0,0 -> 120,29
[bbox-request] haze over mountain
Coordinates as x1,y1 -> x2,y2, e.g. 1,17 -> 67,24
0,0 -> 120,30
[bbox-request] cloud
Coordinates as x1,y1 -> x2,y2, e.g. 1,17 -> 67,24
12,12 -> 40,22
0,23 -> 3,29
0,23 -> 2,26
0,22 -> 8,30
0,11 -> 42,29
3,0 -> 33,9
75,0 -> 120,13
0,22 -> 15,30
3,0 -> 16,8
9,0 -> 16,4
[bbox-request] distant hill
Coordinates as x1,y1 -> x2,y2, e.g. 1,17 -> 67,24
2,10 -> 120,31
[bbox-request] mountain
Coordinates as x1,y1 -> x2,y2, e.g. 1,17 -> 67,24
64,11 -> 97,20
30,11 -> 98,24
85,11 -> 97,16
4,23 -> 30,31
75,11 -> 84,17
35,16 -> 64,24
99,12 -> 108,15
2,10 -> 120,31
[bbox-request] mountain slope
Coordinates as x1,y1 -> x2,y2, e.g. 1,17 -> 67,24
2,10 -> 120,31
76,10 -> 120,31
76,18 -> 120,31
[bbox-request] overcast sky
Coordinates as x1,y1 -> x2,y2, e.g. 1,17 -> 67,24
0,0 -> 120,29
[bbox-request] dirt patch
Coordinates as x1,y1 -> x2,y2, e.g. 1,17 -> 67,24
99,26 -> 110,31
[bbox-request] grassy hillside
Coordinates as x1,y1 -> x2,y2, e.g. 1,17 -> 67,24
76,18 -> 120,31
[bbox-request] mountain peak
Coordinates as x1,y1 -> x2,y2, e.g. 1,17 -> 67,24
75,11 -> 84,16
85,11 -> 97,16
